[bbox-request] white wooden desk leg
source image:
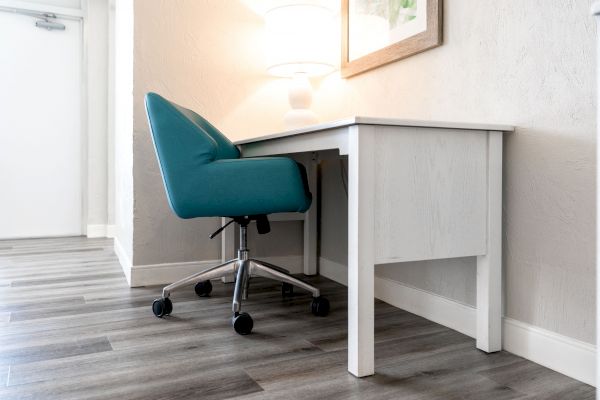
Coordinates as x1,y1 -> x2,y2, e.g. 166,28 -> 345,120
304,153 -> 318,276
221,217 -> 236,283
347,126 -> 375,377
476,131 -> 503,352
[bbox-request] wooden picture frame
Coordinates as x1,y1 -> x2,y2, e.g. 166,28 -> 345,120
341,0 -> 442,78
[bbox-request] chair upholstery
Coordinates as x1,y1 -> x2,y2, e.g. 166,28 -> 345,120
145,92 -> 312,218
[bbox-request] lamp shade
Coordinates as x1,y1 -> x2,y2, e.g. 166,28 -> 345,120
265,3 -> 336,77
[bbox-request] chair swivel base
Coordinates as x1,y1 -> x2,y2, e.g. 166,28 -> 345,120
151,225 -> 329,335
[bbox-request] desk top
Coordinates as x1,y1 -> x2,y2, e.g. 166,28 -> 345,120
234,116 -> 514,145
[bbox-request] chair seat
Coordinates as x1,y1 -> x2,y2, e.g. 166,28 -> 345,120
172,157 -> 312,218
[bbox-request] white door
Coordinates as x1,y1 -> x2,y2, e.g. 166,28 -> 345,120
0,10 -> 82,239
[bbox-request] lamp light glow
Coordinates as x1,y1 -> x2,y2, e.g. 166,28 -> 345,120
264,3 -> 337,129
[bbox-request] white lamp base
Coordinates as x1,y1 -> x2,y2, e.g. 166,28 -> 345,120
284,73 -> 318,130
284,109 -> 318,129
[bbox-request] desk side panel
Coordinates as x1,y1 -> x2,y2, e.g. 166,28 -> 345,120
374,126 -> 488,263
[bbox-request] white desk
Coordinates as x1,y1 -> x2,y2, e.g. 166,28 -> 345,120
231,117 -> 513,377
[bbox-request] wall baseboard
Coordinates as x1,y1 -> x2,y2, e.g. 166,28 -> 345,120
86,224 -> 107,238
105,225 -> 116,238
319,257 -> 596,386
127,255 -> 304,288
113,236 -> 132,285
375,273 -> 477,338
129,259 -> 222,288
319,257 -> 348,285
257,255 -> 303,274
503,317 -> 596,387
87,224 -> 116,238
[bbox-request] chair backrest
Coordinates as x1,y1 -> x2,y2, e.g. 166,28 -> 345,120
145,92 -> 240,216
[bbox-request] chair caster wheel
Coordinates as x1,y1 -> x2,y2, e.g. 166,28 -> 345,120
311,296 -> 330,317
232,312 -> 253,335
152,298 -> 172,318
282,282 -> 294,297
194,280 -> 213,297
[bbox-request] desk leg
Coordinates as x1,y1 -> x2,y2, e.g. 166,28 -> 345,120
347,126 -> 376,377
303,153 -> 318,276
476,131 -> 503,352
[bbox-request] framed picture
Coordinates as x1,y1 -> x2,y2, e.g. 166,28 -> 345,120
341,0 -> 442,78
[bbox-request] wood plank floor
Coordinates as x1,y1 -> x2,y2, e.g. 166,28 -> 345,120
0,237 -> 594,399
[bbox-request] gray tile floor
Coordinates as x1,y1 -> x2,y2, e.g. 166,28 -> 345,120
0,237 -> 594,399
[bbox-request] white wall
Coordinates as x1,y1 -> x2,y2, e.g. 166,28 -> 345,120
594,1 -> 600,392
84,0 -> 109,234
106,0 -> 115,230
128,0 -> 596,347
112,0 -> 134,267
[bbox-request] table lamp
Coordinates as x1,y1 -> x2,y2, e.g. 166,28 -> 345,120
264,2 -> 336,129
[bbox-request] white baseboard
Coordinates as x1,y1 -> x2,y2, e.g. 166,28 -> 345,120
86,224 -> 106,238
87,224 -> 116,238
113,236 -> 132,285
129,259 -> 222,288
319,257 -> 348,285
320,257 -> 476,337
256,255 -> 303,274
127,255 -> 303,288
105,225 -> 116,238
503,317 -> 596,386
375,274 -> 477,338
319,257 -> 596,386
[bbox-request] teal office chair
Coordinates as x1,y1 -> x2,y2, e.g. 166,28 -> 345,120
145,93 -> 329,335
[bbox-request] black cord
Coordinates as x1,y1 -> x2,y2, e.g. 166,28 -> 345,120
339,159 -> 348,197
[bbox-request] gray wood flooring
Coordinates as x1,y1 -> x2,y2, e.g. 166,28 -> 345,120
0,237 -> 594,399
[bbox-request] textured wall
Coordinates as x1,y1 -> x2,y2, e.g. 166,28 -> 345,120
132,0 -> 596,343
114,0 -> 134,260
313,0 -> 597,344
132,1 -> 301,265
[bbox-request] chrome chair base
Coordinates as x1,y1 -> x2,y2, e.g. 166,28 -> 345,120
152,223 -> 329,335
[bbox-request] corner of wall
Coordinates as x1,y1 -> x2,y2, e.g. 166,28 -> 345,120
113,233 -> 133,285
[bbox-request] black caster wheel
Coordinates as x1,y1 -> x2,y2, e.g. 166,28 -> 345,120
282,282 -> 294,297
232,312 -> 253,335
311,296 -> 330,317
194,280 -> 213,297
152,297 -> 173,318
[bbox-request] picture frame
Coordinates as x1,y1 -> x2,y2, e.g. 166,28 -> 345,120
341,0 -> 443,78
